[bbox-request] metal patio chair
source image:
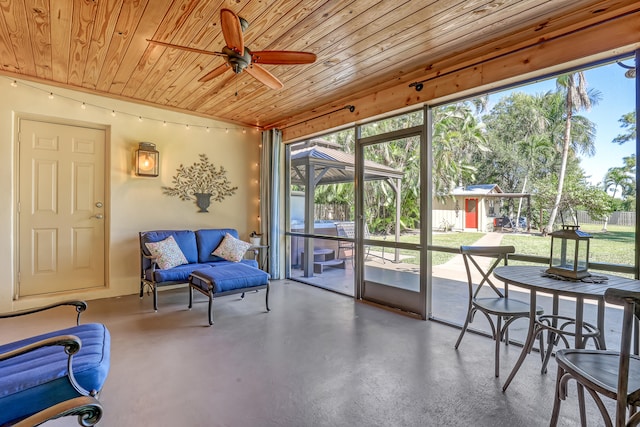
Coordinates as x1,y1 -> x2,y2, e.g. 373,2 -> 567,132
335,221 -> 374,266
455,245 -> 544,377
550,288 -> 640,426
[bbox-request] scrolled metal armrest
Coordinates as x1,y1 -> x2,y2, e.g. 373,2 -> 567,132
142,253 -> 158,270
0,300 -> 88,325
0,334 -> 81,362
1,333 -> 92,397
13,396 -> 103,427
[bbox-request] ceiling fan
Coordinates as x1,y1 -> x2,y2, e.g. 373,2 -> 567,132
148,8 -> 317,90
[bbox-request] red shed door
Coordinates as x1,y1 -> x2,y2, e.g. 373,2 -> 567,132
465,198 -> 478,229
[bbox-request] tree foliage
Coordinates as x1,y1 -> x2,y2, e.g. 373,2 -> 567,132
612,110 -> 637,145
298,70 -> 634,234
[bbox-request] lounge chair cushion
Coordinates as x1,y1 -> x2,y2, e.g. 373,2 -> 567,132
144,259 -> 259,283
190,263 -> 269,293
0,323 -> 110,425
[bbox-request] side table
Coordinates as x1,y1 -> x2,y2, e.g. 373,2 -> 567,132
249,245 -> 269,271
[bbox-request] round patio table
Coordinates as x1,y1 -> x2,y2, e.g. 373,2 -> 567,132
493,265 -> 640,392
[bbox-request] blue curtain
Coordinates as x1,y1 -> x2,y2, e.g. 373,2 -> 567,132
261,129 -> 282,278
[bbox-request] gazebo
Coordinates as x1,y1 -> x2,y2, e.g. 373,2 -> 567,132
289,139 -> 404,276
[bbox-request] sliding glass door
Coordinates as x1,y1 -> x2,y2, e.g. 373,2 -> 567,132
356,114 -> 427,318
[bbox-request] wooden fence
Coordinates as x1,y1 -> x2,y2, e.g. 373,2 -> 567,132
576,210 -> 636,227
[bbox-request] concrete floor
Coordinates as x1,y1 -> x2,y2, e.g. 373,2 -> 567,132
4,280 -> 612,426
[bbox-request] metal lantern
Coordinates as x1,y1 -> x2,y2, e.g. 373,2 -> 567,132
546,224 -> 592,280
135,142 -> 159,177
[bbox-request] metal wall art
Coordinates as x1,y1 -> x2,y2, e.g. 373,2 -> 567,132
162,154 -> 238,212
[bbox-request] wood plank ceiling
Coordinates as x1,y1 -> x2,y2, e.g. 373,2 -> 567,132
0,0 -> 637,130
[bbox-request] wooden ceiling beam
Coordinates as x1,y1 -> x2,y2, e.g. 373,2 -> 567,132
280,9 -> 640,142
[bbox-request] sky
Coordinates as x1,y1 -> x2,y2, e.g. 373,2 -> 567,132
486,58 -> 636,187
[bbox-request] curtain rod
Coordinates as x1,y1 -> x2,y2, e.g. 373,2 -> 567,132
280,105 -> 355,130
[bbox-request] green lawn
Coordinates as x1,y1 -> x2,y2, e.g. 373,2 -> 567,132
387,232 -> 484,265
389,225 -> 635,268
500,224 -> 635,266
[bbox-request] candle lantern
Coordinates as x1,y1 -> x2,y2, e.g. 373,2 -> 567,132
546,224 -> 592,280
135,142 -> 159,177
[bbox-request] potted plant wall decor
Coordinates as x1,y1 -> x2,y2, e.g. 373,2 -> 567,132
162,154 -> 238,212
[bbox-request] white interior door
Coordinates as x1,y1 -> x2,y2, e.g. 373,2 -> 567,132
18,119 -> 106,297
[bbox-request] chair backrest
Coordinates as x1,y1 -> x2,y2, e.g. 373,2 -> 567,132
335,221 -> 371,239
460,245 -> 515,299
335,222 -> 355,239
603,288 -> 640,426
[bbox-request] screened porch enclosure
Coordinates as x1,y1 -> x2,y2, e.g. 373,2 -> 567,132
288,138 -> 405,287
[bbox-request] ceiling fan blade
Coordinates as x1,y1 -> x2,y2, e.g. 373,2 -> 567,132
147,39 -> 226,57
251,51 -> 317,65
245,64 -> 283,90
198,64 -> 230,82
220,8 -> 244,54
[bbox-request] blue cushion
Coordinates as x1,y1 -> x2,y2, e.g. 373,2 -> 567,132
190,263 -> 269,293
141,230 -> 198,264
205,259 -> 259,269
147,262 -> 213,283
195,228 -> 240,263
0,323 -> 110,425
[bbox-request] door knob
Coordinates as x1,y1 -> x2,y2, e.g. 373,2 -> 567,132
93,214 -> 104,219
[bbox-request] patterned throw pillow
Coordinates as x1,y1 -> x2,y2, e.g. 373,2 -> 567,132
145,235 -> 188,270
212,233 -> 252,262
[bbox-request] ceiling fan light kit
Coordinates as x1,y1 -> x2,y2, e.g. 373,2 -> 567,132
148,8 -> 316,91
222,46 -> 251,74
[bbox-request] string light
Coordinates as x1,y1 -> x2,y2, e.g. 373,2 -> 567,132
3,76 -> 258,134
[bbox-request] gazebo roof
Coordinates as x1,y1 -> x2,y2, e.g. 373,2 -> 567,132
290,143 -> 403,186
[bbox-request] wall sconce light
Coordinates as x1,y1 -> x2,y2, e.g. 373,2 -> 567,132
135,142 -> 159,177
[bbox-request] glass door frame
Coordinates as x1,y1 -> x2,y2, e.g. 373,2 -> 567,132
354,119 -> 428,318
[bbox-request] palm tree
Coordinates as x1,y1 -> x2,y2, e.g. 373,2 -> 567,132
612,110 -> 636,145
604,167 -> 633,199
544,72 -> 600,234
432,103 -> 488,200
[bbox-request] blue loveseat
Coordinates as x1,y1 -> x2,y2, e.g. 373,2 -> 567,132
139,228 -> 260,311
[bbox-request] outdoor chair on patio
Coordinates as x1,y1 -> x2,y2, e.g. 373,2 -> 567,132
455,245 -> 544,377
550,288 -> 640,426
0,301 -> 110,426
335,221 -> 379,266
